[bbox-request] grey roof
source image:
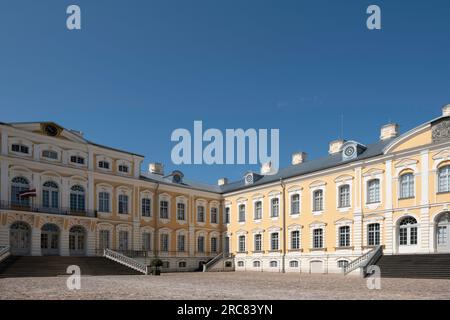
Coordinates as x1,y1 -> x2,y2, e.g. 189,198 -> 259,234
140,172 -> 222,193
219,138 -> 395,194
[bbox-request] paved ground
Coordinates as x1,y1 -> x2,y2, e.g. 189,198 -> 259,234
1,272 -> 449,300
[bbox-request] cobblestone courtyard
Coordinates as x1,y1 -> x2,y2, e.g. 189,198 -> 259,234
1,272 -> 449,300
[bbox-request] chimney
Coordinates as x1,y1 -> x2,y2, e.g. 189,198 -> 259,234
218,178 -> 228,186
442,104 -> 450,117
149,162 -> 164,175
329,139 -> 344,154
260,162 -> 273,175
291,152 -> 307,165
380,123 -> 399,140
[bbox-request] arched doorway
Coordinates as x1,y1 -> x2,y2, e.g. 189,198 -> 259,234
436,212 -> 450,253
69,226 -> 86,256
10,222 -> 31,255
41,224 -> 60,256
398,216 -> 418,253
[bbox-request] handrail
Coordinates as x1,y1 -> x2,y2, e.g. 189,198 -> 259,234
104,248 -> 148,275
203,252 -> 224,272
0,246 -> 11,263
344,245 -> 382,275
0,201 -> 97,218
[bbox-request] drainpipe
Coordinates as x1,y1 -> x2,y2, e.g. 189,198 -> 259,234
280,178 -> 286,273
153,182 -> 160,259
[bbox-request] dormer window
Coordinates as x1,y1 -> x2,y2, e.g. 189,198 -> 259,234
118,165 -> 129,173
70,155 -> 85,165
98,161 -> 110,170
342,141 -> 367,161
11,144 -> 29,154
42,150 -> 58,160
171,171 -> 184,184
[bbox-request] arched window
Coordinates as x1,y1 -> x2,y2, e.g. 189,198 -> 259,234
438,165 -> 450,193
338,260 -> 349,269
253,260 -> 261,268
399,217 -> 418,246
338,185 -> 350,208
436,212 -> 450,248
270,261 -> 278,268
367,179 -> 380,204
291,194 -> 300,215
70,185 -> 85,212
399,173 -> 415,199
290,260 -> 299,268
42,181 -> 59,209
237,261 -> 245,267
313,190 -> 324,212
11,177 -> 30,206
98,191 -> 110,213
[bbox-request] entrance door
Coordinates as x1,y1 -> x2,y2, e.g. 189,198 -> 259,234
69,226 -> 86,256
310,261 -> 324,274
41,224 -> 60,256
437,212 -> 450,253
10,222 -> 31,255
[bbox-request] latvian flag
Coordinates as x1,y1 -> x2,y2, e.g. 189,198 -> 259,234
19,189 -> 37,198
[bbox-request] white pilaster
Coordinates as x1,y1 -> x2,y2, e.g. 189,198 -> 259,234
0,160 -> 9,203
31,227 -> 41,256
384,211 -> 394,254
1,128 -> 8,155
60,230 -> 69,256
86,230 -> 96,256
87,172 -> 94,211
133,222 -> 140,250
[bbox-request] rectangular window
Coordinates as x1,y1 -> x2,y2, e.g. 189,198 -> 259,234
225,207 -> 230,224
98,161 -> 110,169
313,229 -> 323,249
339,226 -> 351,247
437,226 -> 448,245
177,234 -> 185,252
291,231 -> 300,250
177,203 -> 186,221
118,165 -> 129,173
142,198 -> 151,217
399,174 -> 415,199
160,234 -> 169,252
42,150 -> 58,160
142,232 -> 151,251
197,206 -> 205,222
70,156 -> 85,165
399,228 -> 408,246
254,234 -> 262,252
118,194 -> 128,214
339,185 -> 350,208
211,237 -> 217,253
238,235 -> 246,252
271,233 -> 279,251
119,231 -> 128,251
197,236 -> 205,253
238,205 -> 246,222
12,144 -> 29,154
160,200 -> 169,219
210,207 -> 218,224
254,201 -> 262,220
98,192 -> 110,213
368,223 -> 380,246
99,230 -> 110,249
291,194 -> 300,214
271,198 -> 279,218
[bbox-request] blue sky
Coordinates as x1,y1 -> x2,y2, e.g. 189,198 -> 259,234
0,0 -> 449,184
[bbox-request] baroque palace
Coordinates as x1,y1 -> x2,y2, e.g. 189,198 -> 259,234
1,105 -> 450,274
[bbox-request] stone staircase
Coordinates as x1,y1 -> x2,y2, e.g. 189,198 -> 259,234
375,254 -> 450,279
0,256 -> 142,278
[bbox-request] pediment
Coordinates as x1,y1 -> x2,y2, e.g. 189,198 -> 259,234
433,149 -> 450,161
11,122 -> 87,144
395,158 -> 419,168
